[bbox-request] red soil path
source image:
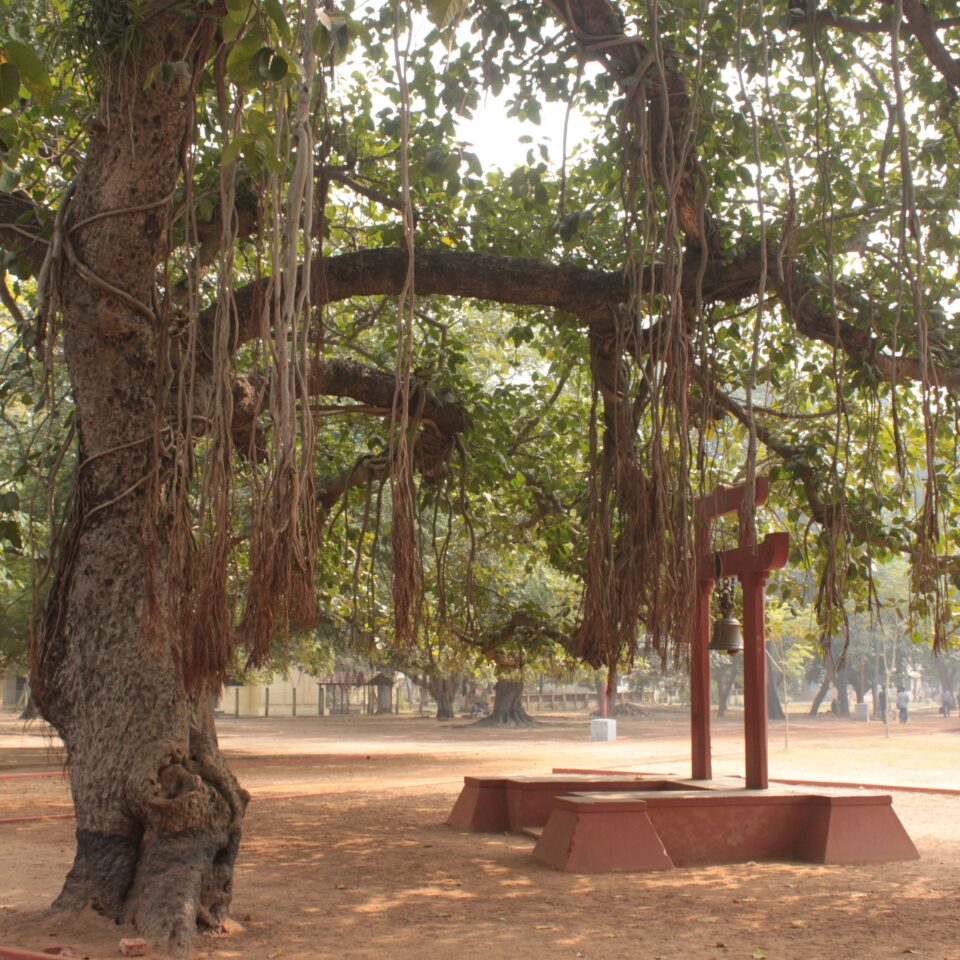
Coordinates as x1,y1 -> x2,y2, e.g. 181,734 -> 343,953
0,707 -> 958,960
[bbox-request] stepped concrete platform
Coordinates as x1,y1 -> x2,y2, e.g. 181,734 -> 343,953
447,774 -> 705,834
447,774 -> 919,873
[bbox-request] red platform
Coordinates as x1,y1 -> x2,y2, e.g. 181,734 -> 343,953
533,789 -> 919,872
447,775 -> 919,873
447,775 -> 703,833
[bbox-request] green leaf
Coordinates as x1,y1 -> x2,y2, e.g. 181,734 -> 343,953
425,0 -> 469,28
0,62 -> 20,109
220,133 -> 245,168
266,52 -> 288,81
262,0 -> 291,44
312,18 -> 351,65
225,34 -> 263,85
3,41 -> 49,103
225,0 -> 251,25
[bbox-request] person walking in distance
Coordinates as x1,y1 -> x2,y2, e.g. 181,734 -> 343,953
942,688 -> 956,718
897,687 -> 910,724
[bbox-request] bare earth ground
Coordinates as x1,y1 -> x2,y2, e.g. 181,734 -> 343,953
0,706 -> 959,960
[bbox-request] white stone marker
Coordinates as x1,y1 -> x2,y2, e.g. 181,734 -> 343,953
590,718 -> 617,741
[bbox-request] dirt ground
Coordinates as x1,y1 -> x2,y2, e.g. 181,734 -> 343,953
1,706 -> 959,960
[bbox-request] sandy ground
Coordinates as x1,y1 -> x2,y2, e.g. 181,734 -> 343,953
0,706 -> 958,960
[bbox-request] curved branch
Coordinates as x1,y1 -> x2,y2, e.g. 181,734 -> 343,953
541,0 -> 718,251
774,270 -> 960,392
801,3 -> 960,88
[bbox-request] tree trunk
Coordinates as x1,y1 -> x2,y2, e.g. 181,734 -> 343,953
477,679 -> 535,726
834,666 -> 851,717
28,12 -> 245,954
428,675 -> 458,720
606,665 -> 619,714
595,676 -> 608,717
809,654 -> 838,716
767,665 -> 785,721
715,661 -> 736,717
18,691 -> 39,721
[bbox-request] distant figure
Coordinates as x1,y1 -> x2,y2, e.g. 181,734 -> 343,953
942,689 -> 956,718
878,686 -> 888,719
896,688 -> 910,724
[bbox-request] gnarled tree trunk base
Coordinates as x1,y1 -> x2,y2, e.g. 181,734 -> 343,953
475,679 -> 538,727
42,684 -> 248,956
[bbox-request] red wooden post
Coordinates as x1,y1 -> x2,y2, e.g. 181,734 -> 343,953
741,571 -> 769,789
691,479 -> 785,789
691,574 -> 713,780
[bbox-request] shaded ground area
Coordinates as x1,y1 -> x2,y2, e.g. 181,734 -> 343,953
1,708 -> 958,959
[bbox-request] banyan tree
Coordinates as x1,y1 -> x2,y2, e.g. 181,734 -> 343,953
1,0 -> 958,949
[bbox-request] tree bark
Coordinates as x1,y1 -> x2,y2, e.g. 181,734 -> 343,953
767,666 -> 785,721
834,665 -> 851,717
428,675 -> 458,720
809,652 -> 839,716
606,665 -> 619,715
716,661 -> 736,717
477,679 -> 535,726
29,11 -> 247,954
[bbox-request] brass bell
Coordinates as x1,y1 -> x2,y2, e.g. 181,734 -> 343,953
709,581 -> 744,655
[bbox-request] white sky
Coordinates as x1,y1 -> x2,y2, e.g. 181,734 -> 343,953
456,96 -> 597,172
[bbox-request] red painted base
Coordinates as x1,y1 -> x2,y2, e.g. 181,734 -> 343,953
535,797 -> 674,872
446,775 -> 703,833
447,777 -> 510,832
531,789 -> 919,872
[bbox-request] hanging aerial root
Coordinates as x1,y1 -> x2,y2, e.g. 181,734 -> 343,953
240,467 -> 318,666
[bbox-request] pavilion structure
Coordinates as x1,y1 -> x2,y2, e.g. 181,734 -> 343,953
447,479 -> 919,873
690,478 -> 788,788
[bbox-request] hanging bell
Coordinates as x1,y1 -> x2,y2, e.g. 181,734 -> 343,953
709,580 -> 744,655
709,613 -> 744,655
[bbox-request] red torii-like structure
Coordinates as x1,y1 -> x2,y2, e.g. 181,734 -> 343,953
690,478 -> 789,789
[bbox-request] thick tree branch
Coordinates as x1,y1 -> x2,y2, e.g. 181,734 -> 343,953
317,454 -> 388,514
900,0 -> 960,89
216,245 -> 763,355
232,357 -> 469,495
7,182 -> 953,397
804,8 -> 960,39
774,270 -> 960,392
803,4 -> 960,88
541,0 -> 717,251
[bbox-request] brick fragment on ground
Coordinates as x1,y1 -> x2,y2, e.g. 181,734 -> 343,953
119,938 -> 148,957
